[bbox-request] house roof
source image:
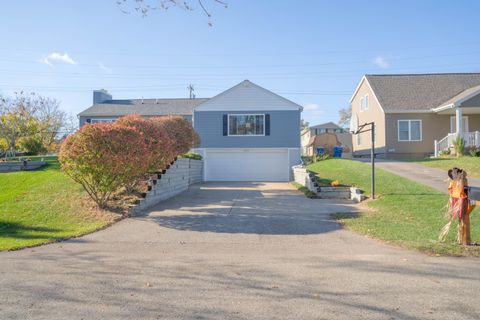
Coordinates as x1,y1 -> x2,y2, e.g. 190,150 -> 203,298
365,73 -> 480,112
437,84 -> 480,109
310,122 -> 342,130
78,98 -> 209,117
194,80 -> 303,112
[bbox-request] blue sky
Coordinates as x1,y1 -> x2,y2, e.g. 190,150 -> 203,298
1,0 -> 480,125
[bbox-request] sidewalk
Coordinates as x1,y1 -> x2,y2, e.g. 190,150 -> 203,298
355,158 -> 480,193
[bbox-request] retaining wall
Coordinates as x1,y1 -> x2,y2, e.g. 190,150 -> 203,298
133,158 -> 203,214
0,161 -> 47,172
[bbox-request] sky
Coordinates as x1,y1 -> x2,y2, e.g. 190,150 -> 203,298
1,0 -> 480,126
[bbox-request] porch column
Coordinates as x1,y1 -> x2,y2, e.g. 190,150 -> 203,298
455,107 -> 463,135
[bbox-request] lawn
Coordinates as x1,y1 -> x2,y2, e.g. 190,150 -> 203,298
307,158 -> 480,256
413,156 -> 480,179
0,157 -> 118,251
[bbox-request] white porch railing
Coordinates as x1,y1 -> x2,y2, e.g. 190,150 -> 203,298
434,131 -> 480,156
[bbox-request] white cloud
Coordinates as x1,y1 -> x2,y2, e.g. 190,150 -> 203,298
40,52 -> 77,66
372,56 -> 389,69
98,62 -> 112,73
303,103 -> 322,111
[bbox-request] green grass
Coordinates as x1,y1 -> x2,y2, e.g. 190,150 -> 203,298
0,157 -> 117,251
413,156 -> 480,179
307,159 -> 480,256
291,182 -> 317,198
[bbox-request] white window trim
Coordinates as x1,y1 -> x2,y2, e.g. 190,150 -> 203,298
90,118 -> 116,124
359,97 -> 364,112
227,114 -> 266,137
364,94 -> 369,110
397,119 -> 422,142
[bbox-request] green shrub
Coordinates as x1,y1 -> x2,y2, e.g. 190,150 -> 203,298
180,152 -> 202,160
439,149 -> 451,156
468,147 -> 480,157
19,136 -> 47,155
452,135 -> 466,157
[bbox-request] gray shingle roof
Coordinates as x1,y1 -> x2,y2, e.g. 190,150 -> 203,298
78,98 -> 209,117
310,122 -> 342,130
365,73 -> 480,111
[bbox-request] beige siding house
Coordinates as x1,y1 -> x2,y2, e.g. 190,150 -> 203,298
301,122 -> 352,158
350,73 -> 480,158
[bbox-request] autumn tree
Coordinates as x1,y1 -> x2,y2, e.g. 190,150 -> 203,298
116,0 -> 227,25
59,123 -> 149,208
116,114 -> 175,172
0,92 -> 72,155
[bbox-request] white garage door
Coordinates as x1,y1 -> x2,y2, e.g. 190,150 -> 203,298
205,148 -> 289,181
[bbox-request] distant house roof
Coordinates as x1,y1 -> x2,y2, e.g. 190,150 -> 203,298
78,98 -> 209,117
310,122 -> 342,130
364,73 -> 480,112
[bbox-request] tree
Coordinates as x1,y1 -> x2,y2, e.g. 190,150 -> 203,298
153,116 -> 199,161
0,92 -> 72,155
59,123 -> 149,208
338,107 -> 352,128
300,119 -> 309,130
116,0 -> 227,25
116,114 -> 175,172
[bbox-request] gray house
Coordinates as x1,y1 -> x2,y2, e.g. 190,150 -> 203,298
77,80 -> 302,182
78,89 -> 207,126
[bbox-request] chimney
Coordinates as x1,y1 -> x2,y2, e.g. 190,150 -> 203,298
93,89 -> 112,104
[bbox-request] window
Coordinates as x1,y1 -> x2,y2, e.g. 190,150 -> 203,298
319,128 -> 327,133
228,114 -> 265,136
359,97 -> 364,112
91,119 -> 115,124
356,133 -> 361,146
364,95 -> 369,110
398,120 -> 422,141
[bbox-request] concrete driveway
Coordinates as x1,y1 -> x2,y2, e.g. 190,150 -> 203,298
1,182 -> 479,320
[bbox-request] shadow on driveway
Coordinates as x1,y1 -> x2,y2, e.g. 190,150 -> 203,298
143,182 -> 359,235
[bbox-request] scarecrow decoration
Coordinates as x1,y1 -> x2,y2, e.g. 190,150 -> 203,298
439,167 -> 479,245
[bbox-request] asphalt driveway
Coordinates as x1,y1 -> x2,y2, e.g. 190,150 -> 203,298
1,182 -> 480,320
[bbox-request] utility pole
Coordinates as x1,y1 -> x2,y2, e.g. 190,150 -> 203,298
187,84 -> 195,99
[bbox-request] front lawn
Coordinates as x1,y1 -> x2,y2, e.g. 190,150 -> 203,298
413,156 -> 480,179
0,157 -> 118,251
307,159 -> 480,256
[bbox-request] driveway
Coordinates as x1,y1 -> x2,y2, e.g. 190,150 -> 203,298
1,182 -> 479,320
356,158 -> 480,193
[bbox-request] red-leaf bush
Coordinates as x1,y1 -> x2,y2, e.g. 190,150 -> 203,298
59,122 -> 149,208
153,116 -> 200,161
116,114 -> 174,172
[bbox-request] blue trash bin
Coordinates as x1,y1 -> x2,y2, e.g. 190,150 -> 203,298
316,147 -> 325,155
333,146 -> 343,158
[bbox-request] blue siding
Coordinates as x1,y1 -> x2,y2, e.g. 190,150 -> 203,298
194,110 -> 300,148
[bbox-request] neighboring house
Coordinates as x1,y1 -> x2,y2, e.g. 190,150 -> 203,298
301,122 -> 352,157
77,80 -> 302,182
350,73 -> 480,158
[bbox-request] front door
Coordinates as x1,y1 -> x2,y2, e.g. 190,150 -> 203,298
450,116 -> 469,133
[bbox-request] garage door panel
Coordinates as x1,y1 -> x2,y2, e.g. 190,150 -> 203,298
205,149 -> 289,181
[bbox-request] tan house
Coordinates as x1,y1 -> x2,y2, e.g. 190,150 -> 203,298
350,73 -> 480,158
301,122 -> 352,157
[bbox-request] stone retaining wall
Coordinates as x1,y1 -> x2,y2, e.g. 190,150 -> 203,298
0,161 -> 47,172
132,158 -> 203,214
292,164 -> 365,202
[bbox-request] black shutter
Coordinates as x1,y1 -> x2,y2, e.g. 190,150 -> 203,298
223,114 -> 228,136
265,114 -> 270,136
86,119 -> 91,124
